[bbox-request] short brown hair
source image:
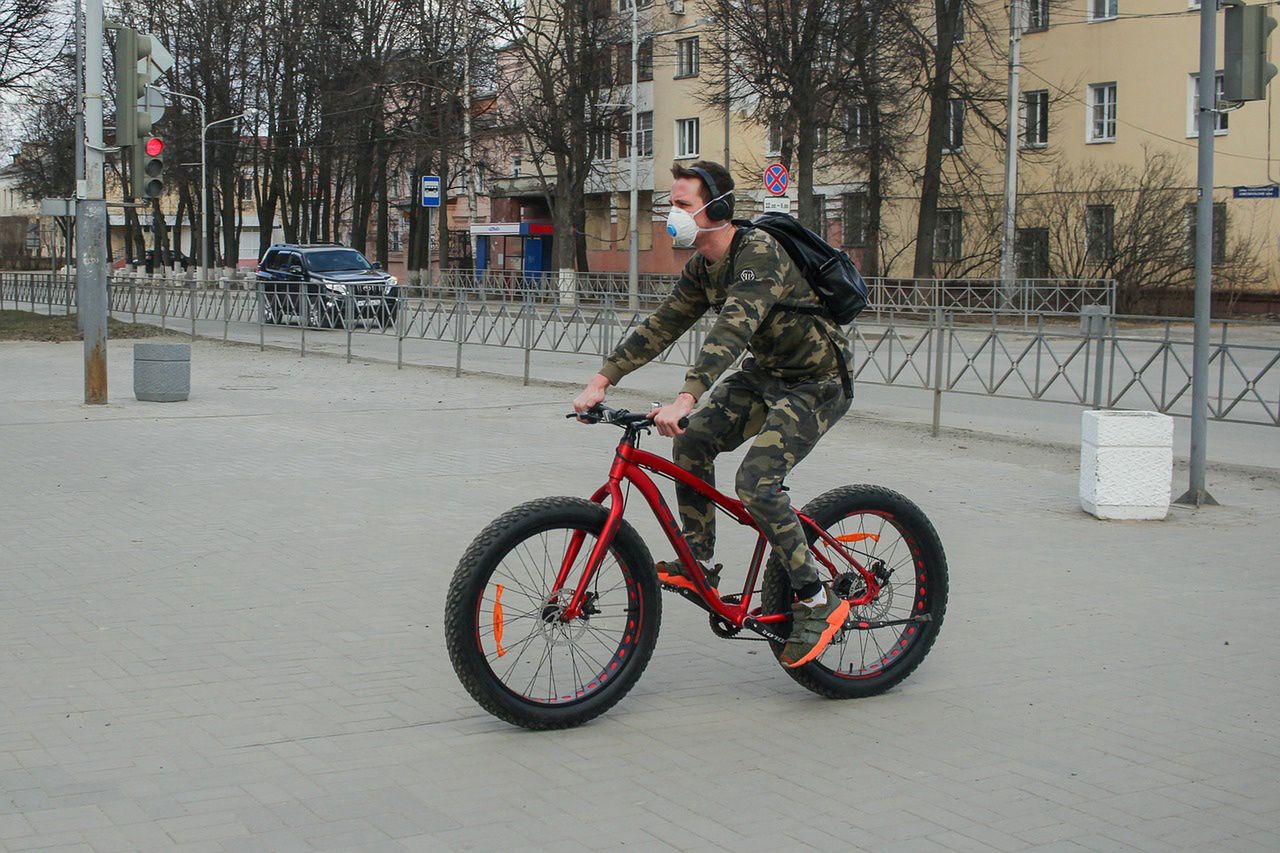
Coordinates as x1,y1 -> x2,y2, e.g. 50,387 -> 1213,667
670,160 -> 734,205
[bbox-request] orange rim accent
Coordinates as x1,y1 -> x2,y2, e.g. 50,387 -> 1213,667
835,533 -> 881,544
493,584 -> 507,658
786,601 -> 852,668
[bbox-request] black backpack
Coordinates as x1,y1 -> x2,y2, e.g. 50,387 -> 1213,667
726,212 -> 866,397
729,212 -> 869,324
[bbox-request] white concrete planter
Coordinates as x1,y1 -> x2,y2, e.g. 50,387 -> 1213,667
1080,410 -> 1173,520
133,343 -> 191,402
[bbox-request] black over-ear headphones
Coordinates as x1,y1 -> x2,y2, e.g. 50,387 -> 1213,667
689,166 -> 734,222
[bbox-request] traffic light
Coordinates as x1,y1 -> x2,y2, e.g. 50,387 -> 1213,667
1225,1 -> 1278,102
112,26 -> 153,144
132,136 -> 165,199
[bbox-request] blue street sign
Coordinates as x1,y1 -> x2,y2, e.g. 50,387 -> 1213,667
421,175 -> 442,208
1233,185 -> 1279,199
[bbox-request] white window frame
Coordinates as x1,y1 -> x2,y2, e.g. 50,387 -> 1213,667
1024,0 -> 1049,31
675,117 -> 700,159
1022,89 -> 1049,148
1187,72 -> 1228,137
675,37 -> 699,78
846,104 -> 869,148
1089,0 -> 1117,21
637,111 -> 654,157
1087,83 -> 1117,143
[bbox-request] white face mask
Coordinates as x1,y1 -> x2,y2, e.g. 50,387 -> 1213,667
666,193 -> 732,248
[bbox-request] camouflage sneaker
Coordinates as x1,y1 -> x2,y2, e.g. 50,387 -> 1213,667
780,587 -> 852,669
655,559 -> 722,595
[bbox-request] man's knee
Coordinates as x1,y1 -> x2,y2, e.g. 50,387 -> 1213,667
735,467 -> 786,513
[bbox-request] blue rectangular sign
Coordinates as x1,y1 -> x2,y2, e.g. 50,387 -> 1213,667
421,175 -> 442,208
1233,185 -> 1279,199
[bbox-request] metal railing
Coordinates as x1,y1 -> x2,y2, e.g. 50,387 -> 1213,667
3,271 -> 1274,429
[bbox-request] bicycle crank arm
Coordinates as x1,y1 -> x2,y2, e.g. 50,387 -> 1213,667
742,616 -> 789,644
844,614 -> 933,631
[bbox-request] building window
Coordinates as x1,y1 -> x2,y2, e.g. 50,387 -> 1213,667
842,192 -> 869,247
389,221 -> 403,253
767,120 -> 785,155
1026,0 -> 1049,31
846,104 -> 869,148
1188,72 -> 1228,136
1016,228 -> 1050,278
639,38 -> 653,81
815,125 -> 830,152
638,111 -> 653,156
935,208 -> 963,261
1023,90 -> 1049,147
618,0 -> 652,10
512,155 -> 522,177
675,37 -> 699,78
591,124 -> 612,160
944,98 -> 964,152
1089,0 -> 1117,21
676,117 -> 699,158
1088,83 -> 1117,142
1085,204 -> 1114,263
1186,202 -> 1227,265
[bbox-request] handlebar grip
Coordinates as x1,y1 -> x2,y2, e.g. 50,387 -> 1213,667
677,416 -> 690,429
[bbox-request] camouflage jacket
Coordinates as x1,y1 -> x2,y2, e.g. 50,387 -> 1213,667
599,228 -> 851,399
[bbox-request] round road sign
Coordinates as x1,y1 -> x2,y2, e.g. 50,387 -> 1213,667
764,163 -> 790,196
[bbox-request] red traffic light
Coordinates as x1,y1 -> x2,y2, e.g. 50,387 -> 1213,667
145,137 -> 164,157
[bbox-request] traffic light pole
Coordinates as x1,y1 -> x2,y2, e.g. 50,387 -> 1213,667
1177,0 -> 1220,507
77,0 -> 109,403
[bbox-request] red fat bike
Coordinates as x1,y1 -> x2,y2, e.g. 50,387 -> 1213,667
444,405 -> 948,729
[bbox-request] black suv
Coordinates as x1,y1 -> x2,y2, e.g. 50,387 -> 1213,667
256,244 -> 400,328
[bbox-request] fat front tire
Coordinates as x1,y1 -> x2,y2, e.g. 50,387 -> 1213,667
444,497 -> 661,730
762,485 -> 948,699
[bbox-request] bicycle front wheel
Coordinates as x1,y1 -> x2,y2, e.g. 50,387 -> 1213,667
762,485 -> 948,699
444,497 -> 661,729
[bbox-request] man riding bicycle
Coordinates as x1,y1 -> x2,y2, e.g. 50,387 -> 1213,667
573,160 -> 854,669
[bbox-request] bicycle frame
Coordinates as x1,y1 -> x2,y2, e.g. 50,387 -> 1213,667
554,432 -> 884,625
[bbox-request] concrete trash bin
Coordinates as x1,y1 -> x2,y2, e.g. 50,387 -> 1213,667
133,343 -> 191,402
1079,410 -> 1173,520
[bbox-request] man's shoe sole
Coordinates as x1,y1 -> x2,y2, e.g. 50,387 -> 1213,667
783,600 -> 852,669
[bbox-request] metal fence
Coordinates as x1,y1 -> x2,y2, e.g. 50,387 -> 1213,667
3,271 -> 1275,428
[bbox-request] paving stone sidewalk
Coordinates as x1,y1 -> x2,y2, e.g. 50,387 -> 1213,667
1,338 -> 1278,852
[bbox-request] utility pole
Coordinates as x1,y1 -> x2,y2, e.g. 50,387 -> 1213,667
1179,0 -> 1225,507
77,0 -> 109,403
998,0 -> 1022,309
464,15 -> 477,273
627,0 -> 639,311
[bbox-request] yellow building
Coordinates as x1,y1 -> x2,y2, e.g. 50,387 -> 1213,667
497,0 -> 1279,308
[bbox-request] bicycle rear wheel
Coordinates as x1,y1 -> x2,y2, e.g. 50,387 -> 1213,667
444,497 -> 661,729
762,485 -> 947,698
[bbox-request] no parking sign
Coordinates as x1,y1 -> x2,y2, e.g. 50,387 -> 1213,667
764,163 -> 789,197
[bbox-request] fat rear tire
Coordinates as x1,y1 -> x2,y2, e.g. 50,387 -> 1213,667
762,485 -> 947,699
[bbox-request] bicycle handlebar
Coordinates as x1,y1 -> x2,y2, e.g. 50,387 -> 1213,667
566,404 -> 689,431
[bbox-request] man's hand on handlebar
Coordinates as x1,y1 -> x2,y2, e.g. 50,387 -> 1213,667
649,393 -> 696,438
573,374 -> 611,422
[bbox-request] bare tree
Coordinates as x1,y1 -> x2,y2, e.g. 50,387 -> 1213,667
1020,151 -> 1267,313
0,0 -> 63,92
485,0 -> 627,271
703,0 -> 874,231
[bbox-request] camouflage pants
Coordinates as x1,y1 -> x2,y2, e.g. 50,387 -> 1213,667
671,368 -> 852,588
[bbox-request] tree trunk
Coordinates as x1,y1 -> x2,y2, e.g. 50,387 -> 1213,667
912,0 -> 962,278
376,143 -> 389,267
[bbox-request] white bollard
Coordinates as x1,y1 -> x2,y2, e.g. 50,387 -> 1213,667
1079,410 -> 1174,520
